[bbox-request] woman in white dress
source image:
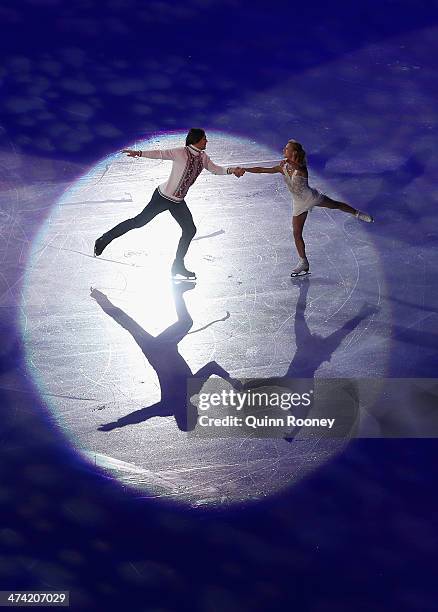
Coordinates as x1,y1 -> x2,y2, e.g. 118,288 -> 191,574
242,140 -> 374,276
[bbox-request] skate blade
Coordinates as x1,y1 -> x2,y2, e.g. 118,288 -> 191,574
171,273 -> 197,281
290,270 -> 311,277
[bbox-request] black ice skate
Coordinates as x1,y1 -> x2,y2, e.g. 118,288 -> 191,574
94,236 -> 107,257
171,260 -> 196,280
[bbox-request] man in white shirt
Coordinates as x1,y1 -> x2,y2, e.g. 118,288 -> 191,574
94,128 -> 244,279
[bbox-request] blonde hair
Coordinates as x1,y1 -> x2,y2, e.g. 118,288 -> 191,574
287,140 -> 307,166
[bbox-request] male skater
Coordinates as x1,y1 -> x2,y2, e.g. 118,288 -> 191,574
94,128 -> 244,279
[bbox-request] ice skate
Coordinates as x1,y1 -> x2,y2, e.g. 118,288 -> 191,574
94,236 -> 108,257
355,211 -> 374,223
290,258 -> 310,277
171,260 -> 196,280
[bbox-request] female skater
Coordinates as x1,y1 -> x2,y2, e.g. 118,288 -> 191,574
242,140 -> 374,276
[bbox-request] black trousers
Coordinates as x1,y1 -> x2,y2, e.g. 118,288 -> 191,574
102,188 -> 196,263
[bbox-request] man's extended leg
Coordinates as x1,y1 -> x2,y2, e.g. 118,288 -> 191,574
94,189 -> 169,256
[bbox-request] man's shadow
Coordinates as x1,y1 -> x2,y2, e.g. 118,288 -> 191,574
91,283 -> 236,432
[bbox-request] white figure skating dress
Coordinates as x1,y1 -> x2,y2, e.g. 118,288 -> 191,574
282,163 -> 325,217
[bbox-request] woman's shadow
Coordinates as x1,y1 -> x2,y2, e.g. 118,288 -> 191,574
243,277 -> 378,439
91,282 -> 237,432
247,277 -> 377,382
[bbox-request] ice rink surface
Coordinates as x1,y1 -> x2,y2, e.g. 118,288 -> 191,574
18,134 -> 388,505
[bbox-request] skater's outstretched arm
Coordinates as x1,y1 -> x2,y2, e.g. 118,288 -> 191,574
203,154 -> 244,177
243,165 -> 283,174
122,148 -> 178,160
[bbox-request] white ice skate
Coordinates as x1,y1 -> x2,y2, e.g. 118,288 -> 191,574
290,258 -> 310,277
355,211 -> 374,223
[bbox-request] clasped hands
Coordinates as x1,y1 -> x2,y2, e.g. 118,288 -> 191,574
233,167 -> 245,178
122,149 -> 141,157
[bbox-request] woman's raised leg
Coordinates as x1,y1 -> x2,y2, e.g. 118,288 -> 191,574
316,195 -> 374,222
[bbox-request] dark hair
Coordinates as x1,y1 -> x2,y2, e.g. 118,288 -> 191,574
186,128 -> 206,146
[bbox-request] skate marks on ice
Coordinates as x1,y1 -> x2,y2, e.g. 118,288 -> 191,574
193,229 -> 225,241
39,243 -> 148,269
